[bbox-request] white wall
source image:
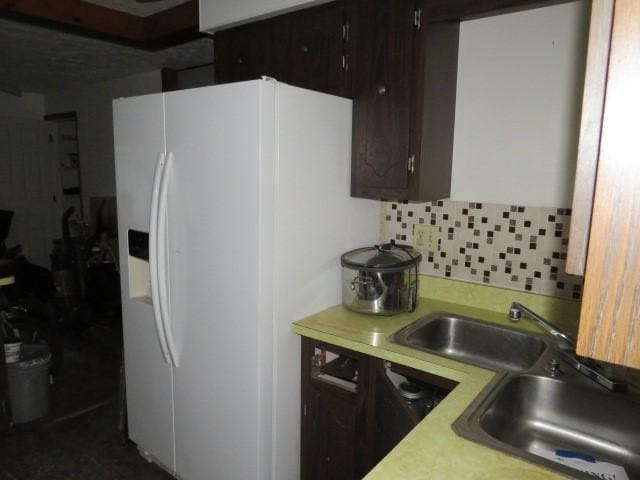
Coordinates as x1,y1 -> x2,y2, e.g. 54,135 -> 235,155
0,91 -> 45,118
0,118 -> 61,267
45,70 -> 163,217
450,1 -> 589,207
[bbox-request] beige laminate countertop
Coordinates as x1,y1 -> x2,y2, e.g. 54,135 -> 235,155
292,297 -> 574,480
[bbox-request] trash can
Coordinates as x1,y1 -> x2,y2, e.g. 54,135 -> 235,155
3,340 -> 22,364
6,345 -> 52,423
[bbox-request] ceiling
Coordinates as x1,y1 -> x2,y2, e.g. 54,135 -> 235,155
0,1 -> 212,94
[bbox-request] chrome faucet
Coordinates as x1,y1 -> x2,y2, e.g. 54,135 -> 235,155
508,302 -> 576,347
509,302 -> 626,392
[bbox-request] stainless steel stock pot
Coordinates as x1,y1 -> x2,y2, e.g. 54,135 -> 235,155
340,244 -> 422,316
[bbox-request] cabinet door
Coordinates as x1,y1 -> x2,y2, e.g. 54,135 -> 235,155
566,0 -> 614,276
284,1 -> 349,96
369,361 -> 420,465
215,1 -> 348,96
576,0 -> 640,369
313,386 -> 364,480
368,359 -> 457,466
214,21 -> 276,84
301,339 -> 368,480
350,0 -> 417,197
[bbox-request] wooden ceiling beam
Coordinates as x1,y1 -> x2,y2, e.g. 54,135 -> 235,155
0,0 -> 147,42
0,0 -> 202,50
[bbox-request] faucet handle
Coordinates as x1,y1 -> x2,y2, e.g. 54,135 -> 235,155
558,350 -> 628,392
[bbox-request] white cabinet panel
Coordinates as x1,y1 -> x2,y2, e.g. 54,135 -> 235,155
199,0 -> 329,32
450,1 -> 589,208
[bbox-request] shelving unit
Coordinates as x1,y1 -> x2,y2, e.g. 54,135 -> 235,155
44,112 -> 83,215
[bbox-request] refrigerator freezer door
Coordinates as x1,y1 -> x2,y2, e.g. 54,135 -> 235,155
164,81 -> 272,480
114,93 -> 175,472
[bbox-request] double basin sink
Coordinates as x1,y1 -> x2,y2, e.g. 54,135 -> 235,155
389,313 -> 640,479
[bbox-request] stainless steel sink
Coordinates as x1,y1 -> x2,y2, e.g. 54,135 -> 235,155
389,313 -> 550,372
456,374 -> 640,479
390,311 -> 640,479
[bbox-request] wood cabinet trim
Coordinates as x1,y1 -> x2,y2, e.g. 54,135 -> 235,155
415,19 -> 459,202
577,0 -> 640,369
566,0 -> 615,276
425,0 -> 581,22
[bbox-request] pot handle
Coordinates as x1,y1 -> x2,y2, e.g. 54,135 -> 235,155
409,278 -> 418,312
408,261 -> 419,313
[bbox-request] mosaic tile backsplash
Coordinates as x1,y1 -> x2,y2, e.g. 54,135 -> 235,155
381,200 -> 583,300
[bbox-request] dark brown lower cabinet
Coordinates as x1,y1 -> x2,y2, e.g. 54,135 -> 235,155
301,338 -> 370,480
369,359 -> 421,464
301,337 -> 456,479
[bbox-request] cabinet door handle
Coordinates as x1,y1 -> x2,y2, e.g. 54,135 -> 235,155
236,56 -> 244,64
377,85 -> 387,95
300,45 -> 309,53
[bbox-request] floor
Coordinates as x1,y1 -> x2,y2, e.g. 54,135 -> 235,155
0,314 -> 173,480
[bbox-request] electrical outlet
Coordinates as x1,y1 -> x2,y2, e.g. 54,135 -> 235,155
413,225 -> 440,252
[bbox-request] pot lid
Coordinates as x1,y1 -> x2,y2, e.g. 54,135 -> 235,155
341,244 -> 422,271
398,381 -> 426,400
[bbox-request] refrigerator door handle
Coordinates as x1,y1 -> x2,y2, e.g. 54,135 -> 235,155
149,152 -> 171,364
158,151 -> 179,368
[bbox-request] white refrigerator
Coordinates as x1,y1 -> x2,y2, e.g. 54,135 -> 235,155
113,79 -> 379,480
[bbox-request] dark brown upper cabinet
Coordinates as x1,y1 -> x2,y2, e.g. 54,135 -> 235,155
213,20 -> 279,84
213,1 -> 350,97
283,1 -> 351,97
212,1 -> 581,203
349,0 -> 459,201
213,0 -> 459,201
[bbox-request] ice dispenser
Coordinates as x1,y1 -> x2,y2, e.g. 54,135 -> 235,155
127,229 -> 151,303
